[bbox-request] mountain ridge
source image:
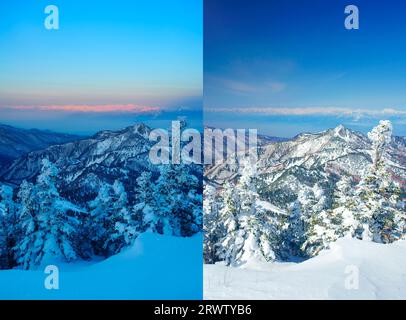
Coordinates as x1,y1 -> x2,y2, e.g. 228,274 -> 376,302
206,124 -> 405,186
0,123 -> 156,202
0,123 -> 83,170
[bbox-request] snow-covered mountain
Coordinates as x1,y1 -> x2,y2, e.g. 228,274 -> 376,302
0,122 -> 202,270
207,124 -> 405,189
204,126 -> 289,146
0,123 -> 156,202
204,122 -> 406,265
0,124 -> 81,170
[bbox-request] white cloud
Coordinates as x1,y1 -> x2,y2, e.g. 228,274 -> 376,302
205,106 -> 406,118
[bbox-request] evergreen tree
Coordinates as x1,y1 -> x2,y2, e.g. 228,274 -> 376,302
15,159 -> 79,269
355,120 -> 405,243
203,183 -> 221,264
217,181 -> 241,265
153,164 -> 202,236
112,180 -> 138,249
279,200 -> 305,259
330,175 -> 359,237
299,187 -> 336,257
88,182 -> 112,256
133,171 -> 157,233
236,164 -> 276,264
88,180 -> 133,256
217,163 -> 279,265
0,184 -> 16,269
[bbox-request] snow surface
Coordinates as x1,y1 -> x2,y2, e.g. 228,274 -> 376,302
204,237 -> 406,299
0,233 -> 202,299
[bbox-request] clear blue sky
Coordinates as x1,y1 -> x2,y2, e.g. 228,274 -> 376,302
0,0 -> 202,134
204,0 -> 406,137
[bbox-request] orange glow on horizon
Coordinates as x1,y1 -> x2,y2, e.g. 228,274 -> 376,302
8,104 -> 161,113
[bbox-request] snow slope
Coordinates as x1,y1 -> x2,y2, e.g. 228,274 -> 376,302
204,237 -> 406,299
0,233 -> 203,300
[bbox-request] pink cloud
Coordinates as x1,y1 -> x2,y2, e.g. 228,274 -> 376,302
8,104 -> 160,113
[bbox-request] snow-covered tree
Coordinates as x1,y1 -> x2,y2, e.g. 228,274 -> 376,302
217,181 -> 241,265
368,120 -> 393,169
88,180 -> 134,256
0,184 -> 16,269
299,186 -> 338,257
217,163 -> 279,266
203,183 -> 222,264
15,159 -> 80,269
133,171 -> 157,233
330,175 -> 359,237
355,120 -> 405,243
13,180 -> 36,264
289,177 -> 359,259
112,180 -> 138,249
279,200 -> 305,259
153,164 -> 202,236
236,164 -> 277,264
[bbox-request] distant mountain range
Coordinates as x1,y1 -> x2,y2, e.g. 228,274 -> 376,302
0,123 -> 157,203
1,122 -> 404,206
0,124 -> 81,169
206,125 -> 406,191
204,126 -> 289,145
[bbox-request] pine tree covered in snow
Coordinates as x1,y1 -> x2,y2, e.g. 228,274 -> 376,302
354,121 -> 405,243
216,181 -> 241,265
15,159 -> 80,269
13,180 -> 36,266
203,183 -> 222,264
152,164 -> 202,237
299,188 -> 333,257
133,171 -> 158,233
112,180 -> 139,249
88,180 -> 135,257
298,177 -> 359,257
330,175 -> 358,237
216,164 -> 280,265
0,184 -> 16,269
279,200 -> 305,259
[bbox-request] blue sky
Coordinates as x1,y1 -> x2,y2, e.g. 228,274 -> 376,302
0,0 -> 202,134
204,0 -> 406,137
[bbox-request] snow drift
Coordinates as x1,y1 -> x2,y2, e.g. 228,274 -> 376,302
204,237 -> 406,299
0,233 -> 203,300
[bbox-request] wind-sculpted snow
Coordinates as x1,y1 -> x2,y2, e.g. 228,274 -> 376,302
0,233 -> 202,299
204,237 -> 406,299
